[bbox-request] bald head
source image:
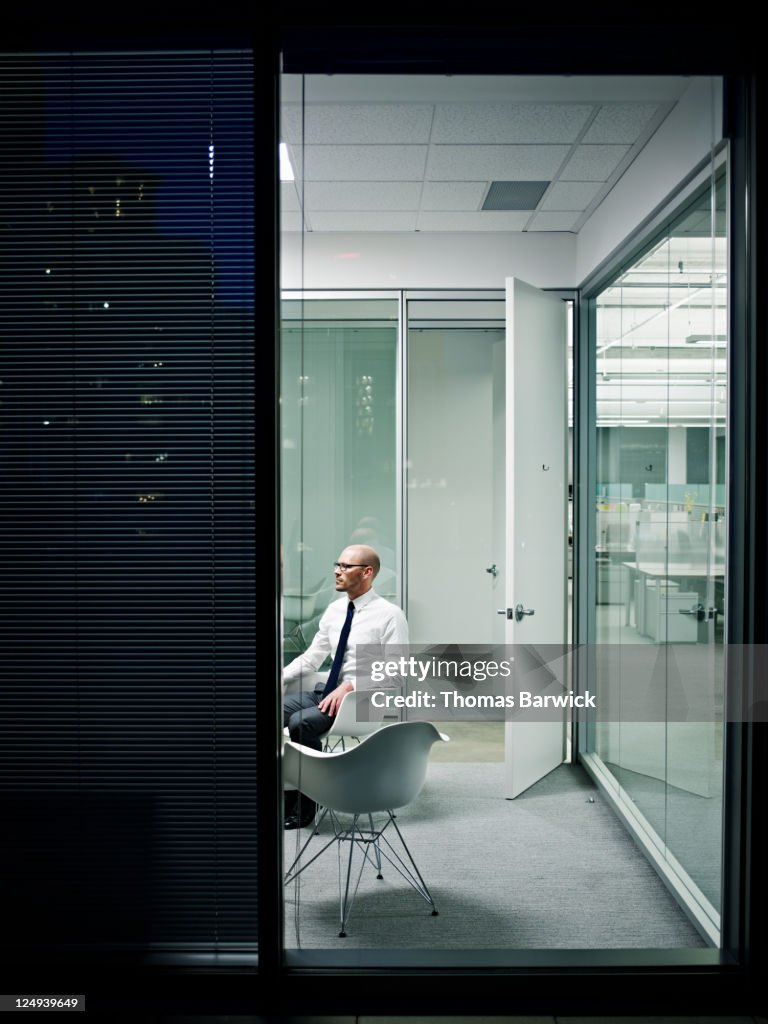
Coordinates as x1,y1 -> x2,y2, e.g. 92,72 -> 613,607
334,544 -> 380,599
344,544 -> 379,576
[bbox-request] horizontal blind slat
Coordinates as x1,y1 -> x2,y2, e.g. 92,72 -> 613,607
0,49 -> 257,948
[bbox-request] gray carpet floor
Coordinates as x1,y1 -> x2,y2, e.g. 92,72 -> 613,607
284,762 -> 705,950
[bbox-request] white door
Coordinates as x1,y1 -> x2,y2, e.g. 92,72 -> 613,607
502,277 -> 568,798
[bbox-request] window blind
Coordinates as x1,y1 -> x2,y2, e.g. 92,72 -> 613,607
0,50 -> 256,951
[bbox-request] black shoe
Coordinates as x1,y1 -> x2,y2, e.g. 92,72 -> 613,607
283,797 -> 316,830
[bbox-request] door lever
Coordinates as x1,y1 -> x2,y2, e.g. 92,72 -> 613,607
679,604 -> 717,622
486,564 -> 498,578
497,605 -> 535,622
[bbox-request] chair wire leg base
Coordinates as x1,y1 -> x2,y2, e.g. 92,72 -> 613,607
286,806 -> 439,937
369,813 -> 383,879
338,813 -> 373,937
284,806 -> 332,883
377,811 -> 439,915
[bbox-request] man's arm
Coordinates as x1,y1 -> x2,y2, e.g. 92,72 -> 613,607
282,613 -> 332,686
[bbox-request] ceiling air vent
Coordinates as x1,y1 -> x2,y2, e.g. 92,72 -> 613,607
482,180 -> 549,211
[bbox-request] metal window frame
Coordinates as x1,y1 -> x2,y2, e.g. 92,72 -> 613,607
0,12 -> 761,1020
262,50 -> 762,1024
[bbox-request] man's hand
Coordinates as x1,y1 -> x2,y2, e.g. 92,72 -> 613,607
318,680 -> 354,717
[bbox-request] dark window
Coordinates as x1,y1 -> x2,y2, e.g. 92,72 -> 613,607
0,50 -> 256,950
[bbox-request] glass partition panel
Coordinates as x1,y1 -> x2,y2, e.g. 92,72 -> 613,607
280,299 -> 400,661
588,168 -> 727,939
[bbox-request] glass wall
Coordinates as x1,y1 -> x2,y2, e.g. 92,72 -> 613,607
279,75 -> 401,655
583,167 -> 727,942
280,297 -> 400,659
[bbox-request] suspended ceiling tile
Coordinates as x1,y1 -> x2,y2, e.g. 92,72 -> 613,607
432,102 -> 594,143
279,104 -> 303,145
527,211 -> 582,231
428,144 -> 570,180
417,211 -> 531,231
280,211 -> 305,232
305,181 -> 422,211
299,103 -> 435,144
304,145 -> 428,181
582,103 -> 659,143
420,181 -> 489,210
540,181 -> 604,211
308,211 -> 418,231
280,181 -> 301,212
560,144 -> 631,181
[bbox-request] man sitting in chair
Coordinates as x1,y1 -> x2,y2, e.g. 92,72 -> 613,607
282,544 -> 409,829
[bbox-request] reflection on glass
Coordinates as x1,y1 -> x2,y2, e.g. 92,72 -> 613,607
280,301 -> 399,661
590,172 -> 726,928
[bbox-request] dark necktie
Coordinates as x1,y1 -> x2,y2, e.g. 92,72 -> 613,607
322,601 -> 355,697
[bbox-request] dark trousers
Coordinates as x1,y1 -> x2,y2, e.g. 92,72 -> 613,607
283,686 -> 334,752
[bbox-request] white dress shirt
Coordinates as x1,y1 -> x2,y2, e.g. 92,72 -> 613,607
282,588 -> 408,689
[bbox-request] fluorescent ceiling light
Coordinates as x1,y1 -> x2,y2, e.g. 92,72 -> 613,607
596,276 -> 725,355
279,143 -> 295,182
597,420 -> 650,426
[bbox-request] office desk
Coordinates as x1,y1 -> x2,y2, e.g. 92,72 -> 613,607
595,548 -> 636,605
622,561 -> 725,630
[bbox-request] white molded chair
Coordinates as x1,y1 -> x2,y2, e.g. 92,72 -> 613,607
283,677 -> 393,810
322,687 -> 393,750
283,721 -> 448,937
285,672 -> 396,750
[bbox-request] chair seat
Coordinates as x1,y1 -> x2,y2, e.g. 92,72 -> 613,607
283,720 -> 448,936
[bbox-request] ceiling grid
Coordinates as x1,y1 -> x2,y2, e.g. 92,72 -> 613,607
280,76 -> 683,234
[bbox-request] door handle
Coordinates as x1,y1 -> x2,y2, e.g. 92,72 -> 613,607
497,605 -> 535,622
486,564 -> 498,578
679,604 -> 717,622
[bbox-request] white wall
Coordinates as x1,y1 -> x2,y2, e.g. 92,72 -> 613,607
575,77 -> 723,284
281,230 -> 576,291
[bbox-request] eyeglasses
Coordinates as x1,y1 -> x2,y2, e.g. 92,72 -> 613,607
333,562 -> 369,571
